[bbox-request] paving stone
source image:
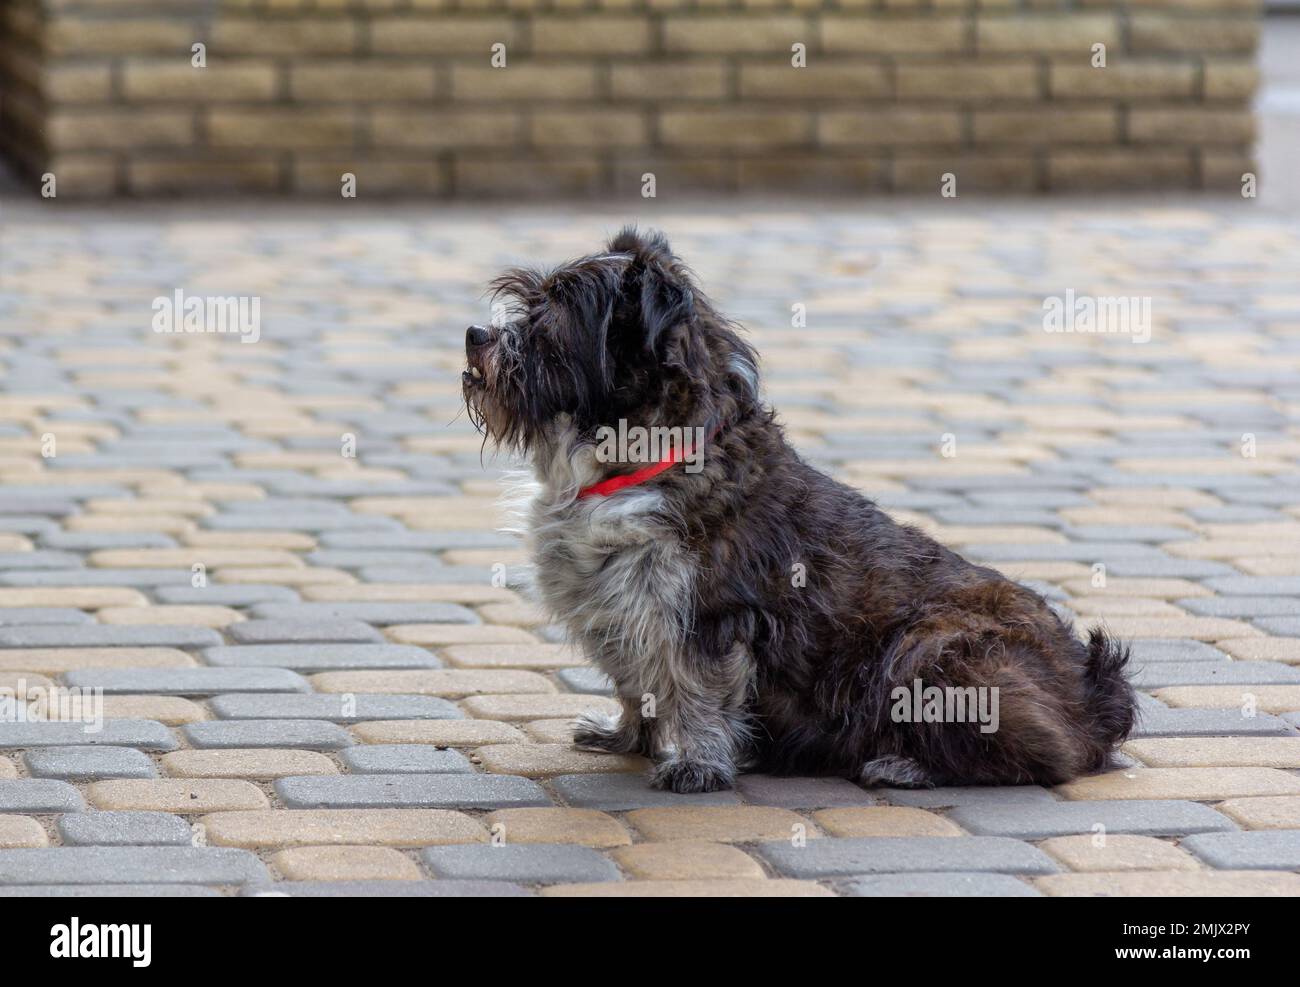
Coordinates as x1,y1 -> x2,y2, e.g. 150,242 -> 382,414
947,799 -> 1236,838
556,666 -> 615,695
422,843 -> 620,884
23,746 -> 158,780
225,619 -> 384,644
881,786 -> 1057,809
153,585 -> 302,606
87,779 -> 269,813
244,880 -> 530,897
755,836 -> 1057,878
474,744 -> 648,778
1129,660 -> 1300,688
57,811 -> 194,846
201,808 -> 485,848
275,773 -> 551,810
1215,796 -> 1300,830
841,873 -> 1040,897
609,841 -> 763,880
1180,830 -> 1300,870
1038,834 -> 1199,872
250,602 -> 478,624
813,806 -> 964,837
311,669 -> 553,697
271,845 -> 423,882
210,692 -> 462,722
340,745 -> 472,774
0,719 -> 178,750
1036,870 -> 1300,897
63,667 -> 311,695
1128,639 -> 1229,663
351,719 -> 525,745
1060,767 -> 1300,801
0,884 -> 220,897
1153,685 -> 1300,714
481,808 -> 630,848
0,625 -> 222,648
0,608 -> 93,626
1132,705 -> 1296,738
388,624 -> 536,646
627,806 -> 814,844
734,774 -> 880,809
1125,736 -> 1300,768
184,720 -> 354,750
203,644 -> 442,672
442,644 -> 580,670
162,749 -> 339,778
1218,638 -> 1300,664
1,783 -> 92,817
0,815 -> 49,848
460,694 -> 617,721
541,878 -> 831,897
0,646 -> 195,673
0,846 -> 268,885
550,773 -> 742,810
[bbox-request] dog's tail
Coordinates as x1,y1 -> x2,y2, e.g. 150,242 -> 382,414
1080,627 -> 1138,767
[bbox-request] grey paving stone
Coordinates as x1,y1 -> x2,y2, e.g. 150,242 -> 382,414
243,881 -> 530,897
24,746 -> 158,780
422,844 -> 619,884
556,666 -> 614,696
0,568 -> 195,587
549,773 -> 741,810
201,644 -> 441,672
0,884 -> 219,897
1203,576 -> 1300,596
1129,640 -> 1229,663
1104,558 -> 1237,578
183,720 -> 354,750
756,836 -> 1058,877
300,552 -> 441,569
0,719 -> 177,751
0,847 -> 267,885
339,745 -> 472,773
40,533 -> 177,550
1180,597 -> 1300,618
58,812 -> 193,846
359,565 -> 501,585
249,601 -> 479,625
62,667 -> 310,696
1133,706 -> 1296,738
961,543 -> 1164,563
1253,617 -> 1300,636
1064,525 -> 1196,543
735,774 -> 881,809
0,607 -> 92,625
0,780 -> 85,812
209,692 -> 462,721
947,799 -> 1236,839
153,585 -> 302,606
1180,831 -> 1300,870
0,551 -> 81,569
840,872 -> 1041,897
1129,661 -> 1300,688
319,530 -> 520,550
225,619 -> 384,644
880,786 -> 1058,809
275,773 -> 551,809
0,624 -> 222,648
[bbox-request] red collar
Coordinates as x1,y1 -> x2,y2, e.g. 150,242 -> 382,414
577,423 -> 721,500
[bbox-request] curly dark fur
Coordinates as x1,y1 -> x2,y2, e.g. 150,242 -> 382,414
462,227 -> 1138,792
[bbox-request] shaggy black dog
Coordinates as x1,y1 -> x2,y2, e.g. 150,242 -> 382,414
463,227 -> 1137,793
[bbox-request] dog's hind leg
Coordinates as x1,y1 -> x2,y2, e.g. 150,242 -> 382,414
859,754 -> 936,789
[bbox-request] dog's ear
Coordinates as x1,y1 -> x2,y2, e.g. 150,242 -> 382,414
609,228 -> 693,355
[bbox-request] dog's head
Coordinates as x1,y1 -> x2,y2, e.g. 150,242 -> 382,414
463,227 -> 756,456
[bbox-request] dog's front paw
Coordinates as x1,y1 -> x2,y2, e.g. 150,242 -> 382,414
651,757 -> 735,794
573,710 -> 638,754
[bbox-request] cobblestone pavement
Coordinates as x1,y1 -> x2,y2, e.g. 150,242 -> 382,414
2,201 -> 1300,897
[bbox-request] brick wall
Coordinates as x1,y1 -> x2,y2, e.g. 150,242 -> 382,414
0,0 -> 1262,197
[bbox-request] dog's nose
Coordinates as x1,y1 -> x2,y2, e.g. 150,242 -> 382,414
466,325 -> 491,348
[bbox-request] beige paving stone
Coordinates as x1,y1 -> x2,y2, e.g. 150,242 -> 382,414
477,601 -> 550,626
1039,834 -> 1199,872
990,562 -> 1091,581
0,587 -> 147,608
522,719 -> 575,743
441,643 -> 582,669
351,719 -> 527,745
1124,737 -> 1300,769
89,779 -> 270,813
1058,507 -> 1196,528
385,624 -> 537,646
460,693 -> 618,721
1088,488 -> 1220,508
1079,616 -> 1260,640
812,806 -> 963,837
183,530 -> 317,550
311,669 -> 555,697
1060,577 -> 1212,599
303,583 -> 517,604
1233,557 -> 1300,576
86,498 -> 212,517
1217,638 -> 1300,664
1058,767 -> 1300,801
97,605 -> 244,627
0,648 -> 196,673
0,758 -> 15,780
483,808 -> 631,848
542,879 -> 833,897
441,548 -> 530,566
201,808 -> 486,848
1214,796 -> 1300,830
271,845 -> 423,881
161,749 -> 339,779
0,534 -> 32,551
626,806 -> 817,844
101,695 -> 206,725
1153,685 -> 1300,714
475,743 -> 648,777
215,567 -> 355,585
1036,871 -> 1300,897
90,548 -> 303,569
1167,539 -> 1300,559
0,672 -> 54,695
610,841 -> 765,880
0,815 -> 49,848
1066,597 -> 1186,617
67,515 -> 196,535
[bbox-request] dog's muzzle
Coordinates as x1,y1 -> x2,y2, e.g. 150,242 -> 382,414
464,324 -> 492,383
